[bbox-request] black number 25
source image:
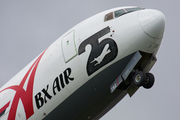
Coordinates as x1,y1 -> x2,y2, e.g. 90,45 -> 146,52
78,26 -> 118,76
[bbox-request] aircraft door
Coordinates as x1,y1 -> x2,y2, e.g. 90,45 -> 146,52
62,31 -> 77,62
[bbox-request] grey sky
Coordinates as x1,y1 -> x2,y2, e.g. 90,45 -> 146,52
0,0 -> 179,120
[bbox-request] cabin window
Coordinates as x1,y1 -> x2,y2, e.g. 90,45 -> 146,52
114,9 -> 126,18
104,12 -> 114,21
104,7 -> 144,22
125,7 -> 144,13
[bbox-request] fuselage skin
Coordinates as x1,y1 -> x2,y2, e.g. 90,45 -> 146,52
0,6 -> 165,120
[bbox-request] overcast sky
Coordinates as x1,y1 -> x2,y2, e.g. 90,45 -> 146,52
0,0 -> 179,120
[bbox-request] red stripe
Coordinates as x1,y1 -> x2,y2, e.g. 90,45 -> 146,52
117,77 -> 119,85
0,101 -> 10,114
0,49 -> 47,120
8,50 -> 46,120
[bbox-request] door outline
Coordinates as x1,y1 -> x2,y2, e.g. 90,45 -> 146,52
62,30 -> 77,63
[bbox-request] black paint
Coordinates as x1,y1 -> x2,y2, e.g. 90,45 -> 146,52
78,27 -> 118,75
34,68 -> 74,109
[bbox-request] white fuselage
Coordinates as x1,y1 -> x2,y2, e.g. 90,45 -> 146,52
0,6 -> 165,120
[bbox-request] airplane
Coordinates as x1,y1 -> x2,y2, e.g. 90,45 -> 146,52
0,6 -> 165,120
90,44 -> 111,66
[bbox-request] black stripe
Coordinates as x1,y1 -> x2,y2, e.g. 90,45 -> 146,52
0,109 -> 6,117
43,52 -> 135,120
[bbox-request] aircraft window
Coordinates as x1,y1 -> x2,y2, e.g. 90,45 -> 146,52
125,7 -> 144,13
104,12 -> 114,21
114,9 -> 126,18
104,7 -> 144,22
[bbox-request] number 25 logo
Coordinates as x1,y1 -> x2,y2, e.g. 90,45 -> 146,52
78,26 -> 118,76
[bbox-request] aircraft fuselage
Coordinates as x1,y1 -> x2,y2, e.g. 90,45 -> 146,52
0,6 -> 165,120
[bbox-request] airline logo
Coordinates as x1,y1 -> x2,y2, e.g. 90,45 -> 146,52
0,50 -> 46,120
0,50 -> 75,120
78,26 -> 118,75
0,26 -> 118,120
34,67 -> 74,109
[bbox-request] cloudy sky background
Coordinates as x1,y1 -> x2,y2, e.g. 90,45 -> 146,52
0,0 -> 179,120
